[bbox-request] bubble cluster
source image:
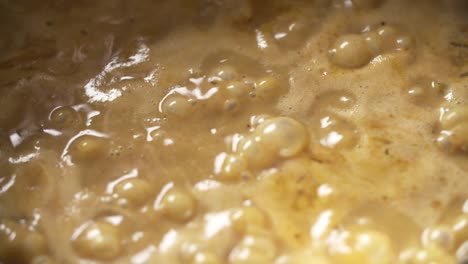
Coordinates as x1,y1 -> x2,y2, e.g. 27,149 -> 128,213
234,117 -> 309,171
398,204 -> 467,264
329,25 -> 414,68
160,58 -> 287,119
437,106 -> 468,153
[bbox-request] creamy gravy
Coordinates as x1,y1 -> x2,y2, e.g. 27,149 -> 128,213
0,0 -> 467,263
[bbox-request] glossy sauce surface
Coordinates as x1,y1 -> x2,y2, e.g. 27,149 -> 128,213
0,0 -> 467,263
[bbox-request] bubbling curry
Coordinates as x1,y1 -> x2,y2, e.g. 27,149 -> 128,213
0,0 -> 467,263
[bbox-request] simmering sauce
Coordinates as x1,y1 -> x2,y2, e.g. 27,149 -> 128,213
0,0 -> 467,263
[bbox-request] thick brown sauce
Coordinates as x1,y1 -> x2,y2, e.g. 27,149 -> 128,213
0,0 -> 467,263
